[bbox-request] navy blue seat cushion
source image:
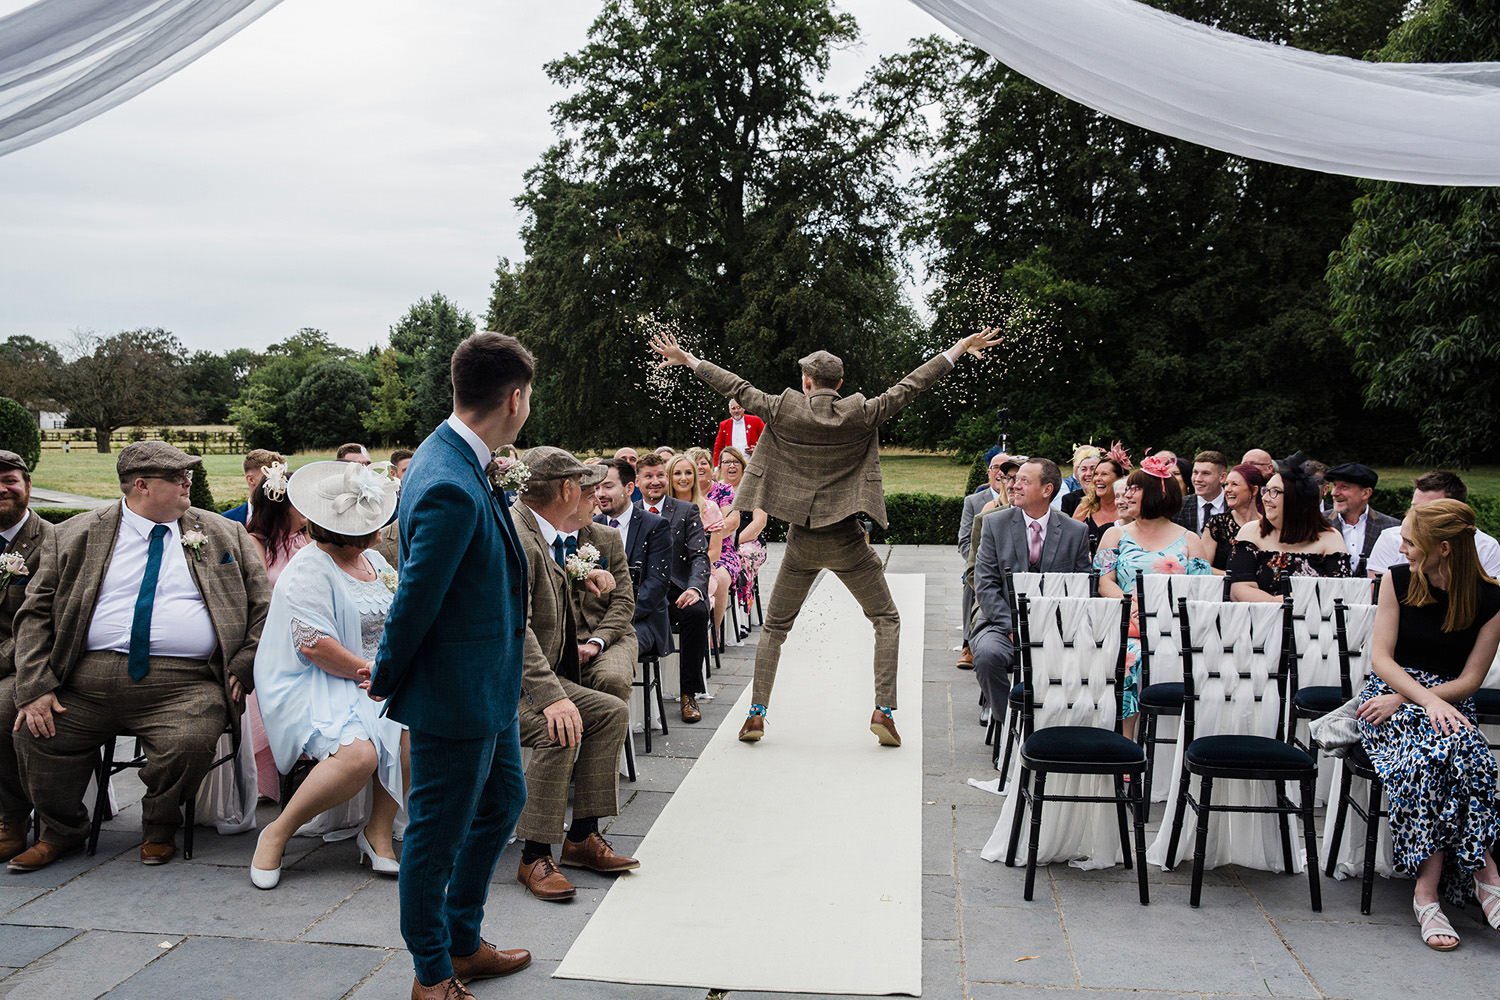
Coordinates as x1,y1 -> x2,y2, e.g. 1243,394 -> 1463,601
1139,682 -> 1183,710
1292,686 -> 1344,717
1009,683 -> 1025,704
1475,688 -> 1500,717
1185,735 -> 1314,773
1022,727 -> 1145,767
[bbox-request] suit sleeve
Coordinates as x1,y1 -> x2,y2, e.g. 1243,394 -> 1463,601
370,481 -> 477,698
864,353 -> 955,427
683,507 -> 710,598
694,361 -> 779,423
634,519 -> 672,621
958,495 -> 977,562
227,521 -> 271,692
1069,524 -> 1092,573
521,564 -> 570,710
593,533 -> 635,646
12,526 -> 61,705
973,515 -> 1012,632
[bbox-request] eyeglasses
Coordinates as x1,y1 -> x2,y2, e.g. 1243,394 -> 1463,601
145,472 -> 193,486
1261,487 -> 1285,500
1122,484 -> 1143,494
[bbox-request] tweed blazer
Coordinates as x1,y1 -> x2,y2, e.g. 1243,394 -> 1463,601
371,518 -> 400,570
0,510 -> 53,681
570,521 -> 636,653
13,503 -> 270,713
973,507 -> 1092,634
694,353 -> 954,530
1326,506 -> 1401,577
514,502 -> 581,711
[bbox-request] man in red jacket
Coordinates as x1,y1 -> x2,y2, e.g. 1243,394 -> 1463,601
713,399 -> 764,464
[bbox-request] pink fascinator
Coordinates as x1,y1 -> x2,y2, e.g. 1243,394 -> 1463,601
1140,454 -> 1176,481
1106,441 -> 1133,470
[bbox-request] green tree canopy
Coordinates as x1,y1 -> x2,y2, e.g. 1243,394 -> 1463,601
229,329 -> 352,451
391,293 -> 475,436
285,359 -> 372,449
0,397 -> 41,472
0,336 -> 63,414
55,329 -> 187,452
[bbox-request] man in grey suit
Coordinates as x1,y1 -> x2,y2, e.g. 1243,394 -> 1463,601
971,458 -> 1092,715
1324,462 -> 1399,578
956,454 -> 1015,668
651,326 -> 1000,747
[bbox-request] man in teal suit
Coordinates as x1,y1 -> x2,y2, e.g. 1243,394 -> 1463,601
367,332 -> 535,1000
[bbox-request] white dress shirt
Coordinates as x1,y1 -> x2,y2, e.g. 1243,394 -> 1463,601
1195,490 -> 1226,526
0,509 -> 29,547
606,503 -> 634,539
1367,523 -> 1500,578
730,417 -> 748,452
1022,509 -> 1048,548
1337,507 -> 1370,563
446,412 -> 492,473
86,502 -> 218,659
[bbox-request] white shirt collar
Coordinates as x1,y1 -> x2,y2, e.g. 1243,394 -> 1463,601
0,509 -> 29,544
1341,507 -> 1369,529
119,499 -> 180,541
1022,508 -> 1048,534
608,504 -> 634,533
529,508 -> 574,548
446,413 -> 493,473
1197,489 -> 1224,511
642,495 -> 667,513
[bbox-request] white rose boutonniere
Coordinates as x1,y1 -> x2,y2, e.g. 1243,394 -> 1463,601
564,542 -> 602,583
0,551 -> 29,587
181,528 -> 207,562
488,456 -> 530,502
379,568 -> 399,594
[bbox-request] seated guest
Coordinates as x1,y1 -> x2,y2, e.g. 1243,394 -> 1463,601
1241,448 -> 1276,480
1302,459 -> 1330,513
1356,500 -> 1500,950
698,449 -> 744,644
513,449 -> 636,901
971,459 -> 1091,715
714,398 -> 764,464
686,447 -> 716,491
1368,471 -> 1500,579
246,461 -> 308,585
1229,463 -> 1350,602
0,451 -> 53,863
614,447 -> 643,503
654,446 -> 676,461
1176,450 -> 1228,533
1325,462 -> 1400,577
1202,463 -> 1265,574
593,459 -> 673,703
570,465 -> 638,706
1056,445 -> 1100,513
389,448 -> 414,480
1073,454 -> 1127,555
637,452 -> 711,720
10,442 -> 269,872
335,443 -> 372,465
249,462 -> 408,889
717,447 -> 765,631
372,449 -> 413,568
957,453 -> 1013,668
223,448 -> 281,524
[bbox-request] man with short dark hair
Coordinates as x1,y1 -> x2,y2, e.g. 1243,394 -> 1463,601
1366,470 -> 1500,578
222,448 -> 281,524
390,449 -> 415,479
594,460 -> 674,711
374,450 -> 416,566
1324,463 -> 1399,578
635,452 -> 710,719
956,453 -> 1013,669
1175,450 -> 1228,532
335,442 -> 372,465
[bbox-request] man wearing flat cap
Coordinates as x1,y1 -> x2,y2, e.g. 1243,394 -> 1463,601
0,450 -> 52,863
9,441 -> 270,872
511,447 -> 636,902
1324,462 -> 1399,578
650,326 -> 1002,747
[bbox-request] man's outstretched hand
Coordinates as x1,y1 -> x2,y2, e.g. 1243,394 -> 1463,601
649,330 -> 697,369
950,325 -> 1004,360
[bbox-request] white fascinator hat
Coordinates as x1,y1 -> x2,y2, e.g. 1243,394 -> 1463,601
287,460 -> 398,537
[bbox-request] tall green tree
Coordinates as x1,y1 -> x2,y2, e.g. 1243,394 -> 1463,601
1327,0 -> 1500,466
364,345 -> 414,445
0,336 -> 63,413
229,329 -> 351,451
285,360 -> 372,449
181,348 -> 262,425
55,329 -> 186,452
391,293 -> 475,435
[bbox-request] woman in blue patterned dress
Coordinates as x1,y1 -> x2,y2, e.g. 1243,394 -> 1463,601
1356,499 -> 1500,951
1095,455 -> 1212,739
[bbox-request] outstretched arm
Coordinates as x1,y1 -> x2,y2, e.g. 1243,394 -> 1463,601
650,329 -> 778,418
868,326 -> 1005,426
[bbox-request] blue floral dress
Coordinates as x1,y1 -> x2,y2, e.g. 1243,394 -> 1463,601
1094,529 -> 1211,718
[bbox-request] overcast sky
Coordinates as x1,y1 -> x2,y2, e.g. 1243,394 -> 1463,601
0,0 -> 951,355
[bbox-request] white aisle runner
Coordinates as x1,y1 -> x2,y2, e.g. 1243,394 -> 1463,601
556,573 -> 925,996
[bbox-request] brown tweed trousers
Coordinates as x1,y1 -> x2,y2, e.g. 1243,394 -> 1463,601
569,521 -> 636,704
13,504 -> 269,845
513,503 -> 627,843
695,353 -> 955,710
0,510 -> 53,828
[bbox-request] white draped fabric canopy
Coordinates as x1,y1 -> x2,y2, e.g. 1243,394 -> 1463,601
909,0 -> 1500,185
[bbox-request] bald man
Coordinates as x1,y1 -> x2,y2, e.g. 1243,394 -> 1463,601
1241,449 -> 1275,480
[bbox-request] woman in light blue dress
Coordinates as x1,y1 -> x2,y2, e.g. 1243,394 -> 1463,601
1095,456 -> 1212,737
249,462 -> 408,889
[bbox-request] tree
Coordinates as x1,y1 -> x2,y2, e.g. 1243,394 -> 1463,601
284,359 -> 372,449
364,346 -> 414,445
181,348 -> 262,425
184,445 -> 215,510
1327,0 -> 1500,466
0,397 -> 41,472
54,329 -> 186,452
0,336 -> 63,414
391,293 -> 475,435
229,329 -> 352,451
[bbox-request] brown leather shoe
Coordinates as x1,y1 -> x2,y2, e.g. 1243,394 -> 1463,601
560,832 -> 640,873
681,694 -> 701,724
451,939 -> 531,982
956,646 -> 974,669
6,840 -> 78,873
410,975 -> 475,1000
738,713 -> 764,742
0,822 -> 26,863
140,841 -> 176,865
870,709 -> 902,747
517,854 -> 576,901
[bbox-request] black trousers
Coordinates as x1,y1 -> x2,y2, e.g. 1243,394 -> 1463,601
668,585 -> 709,696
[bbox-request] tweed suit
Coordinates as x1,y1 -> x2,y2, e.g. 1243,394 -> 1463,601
513,503 -> 627,845
569,521 -> 637,703
0,511 -> 53,830
695,352 -> 955,709
13,504 -> 269,845
1326,506 -> 1401,578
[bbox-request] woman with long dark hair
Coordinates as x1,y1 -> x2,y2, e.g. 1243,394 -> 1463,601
246,460 -> 309,586
1228,463 -> 1349,601
1202,463 -> 1265,574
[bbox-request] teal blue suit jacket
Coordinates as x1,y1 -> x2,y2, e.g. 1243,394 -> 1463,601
370,422 -> 527,738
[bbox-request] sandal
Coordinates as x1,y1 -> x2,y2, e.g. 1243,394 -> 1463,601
1474,876 -> 1500,930
1413,899 -> 1460,951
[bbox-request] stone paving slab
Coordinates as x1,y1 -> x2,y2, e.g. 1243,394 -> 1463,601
0,925 -> 80,969
0,930 -> 182,1000
101,937 -> 384,1000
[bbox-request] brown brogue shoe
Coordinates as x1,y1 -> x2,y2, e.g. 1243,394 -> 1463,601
140,841 -> 176,865
738,714 -> 764,742
870,708 -> 902,747
6,840 -> 78,873
451,939 -> 531,981
0,822 -> 26,863
956,646 -> 974,669
560,832 -> 640,873
410,974 -> 475,1000
681,694 -> 702,724
517,855 -> 577,901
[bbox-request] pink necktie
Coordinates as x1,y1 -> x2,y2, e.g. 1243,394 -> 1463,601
1028,521 -> 1043,566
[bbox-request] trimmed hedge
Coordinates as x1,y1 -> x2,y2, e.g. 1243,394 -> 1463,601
755,492 -> 965,546
0,397 -> 40,473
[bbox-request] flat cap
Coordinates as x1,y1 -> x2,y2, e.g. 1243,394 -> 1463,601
0,449 -> 28,473
117,440 -> 202,480
999,456 -> 1022,473
1325,462 -> 1378,489
798,349 -> 844,383
522,446 -> 604,486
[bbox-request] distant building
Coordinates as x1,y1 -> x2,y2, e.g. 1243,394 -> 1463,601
38,411 -> 67,429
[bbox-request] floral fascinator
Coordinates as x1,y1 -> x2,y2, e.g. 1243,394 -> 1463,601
1105,441 -> 1133,471
1139,454 -> 1176,481
260,461 -> 290,502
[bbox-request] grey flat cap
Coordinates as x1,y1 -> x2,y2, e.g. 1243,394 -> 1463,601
582,463 -> 610,488
523,446 -> 597,483
117,441 -> 202,480
0,449 -> 28,474
798,350 -> 844,383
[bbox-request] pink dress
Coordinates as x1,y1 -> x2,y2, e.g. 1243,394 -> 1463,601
247,530 -> 310,800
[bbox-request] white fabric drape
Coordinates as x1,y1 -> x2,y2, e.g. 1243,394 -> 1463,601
909,0 -> 1500,185
0,0 -> 285,158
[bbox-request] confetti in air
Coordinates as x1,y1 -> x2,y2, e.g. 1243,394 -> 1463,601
927,270 -> 1063,419
633,312 -> 715,423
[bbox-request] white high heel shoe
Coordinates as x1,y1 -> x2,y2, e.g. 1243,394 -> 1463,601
357,829 -> 400,876
250,828 -> 282,890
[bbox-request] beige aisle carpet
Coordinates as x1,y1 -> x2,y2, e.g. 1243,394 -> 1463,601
555,573 -> 925,996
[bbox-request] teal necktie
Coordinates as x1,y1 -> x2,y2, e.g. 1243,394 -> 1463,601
552,535 -> 566,568
128,524 -> 169,681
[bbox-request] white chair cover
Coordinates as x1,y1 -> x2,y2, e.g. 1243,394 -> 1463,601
192,713 -> 258,835
1287,580 -> 1377,804
1040,571 -> 1093,598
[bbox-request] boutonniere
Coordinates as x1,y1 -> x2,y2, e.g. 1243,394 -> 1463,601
181,528 -> 207,562
564,542 -> 602,583
0,551 -> 28,586
487,455 -> 530,504
379,568 -> 398,594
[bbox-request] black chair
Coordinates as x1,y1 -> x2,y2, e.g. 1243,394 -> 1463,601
634,650 -> 669,753
1287,583 -> 1378,739
1003,594 -> 1148,904
1163,597 -> 1322,910
751,576 -> 764,627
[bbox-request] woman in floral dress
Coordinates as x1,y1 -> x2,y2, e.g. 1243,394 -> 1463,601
1227,464 -> 1349,601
